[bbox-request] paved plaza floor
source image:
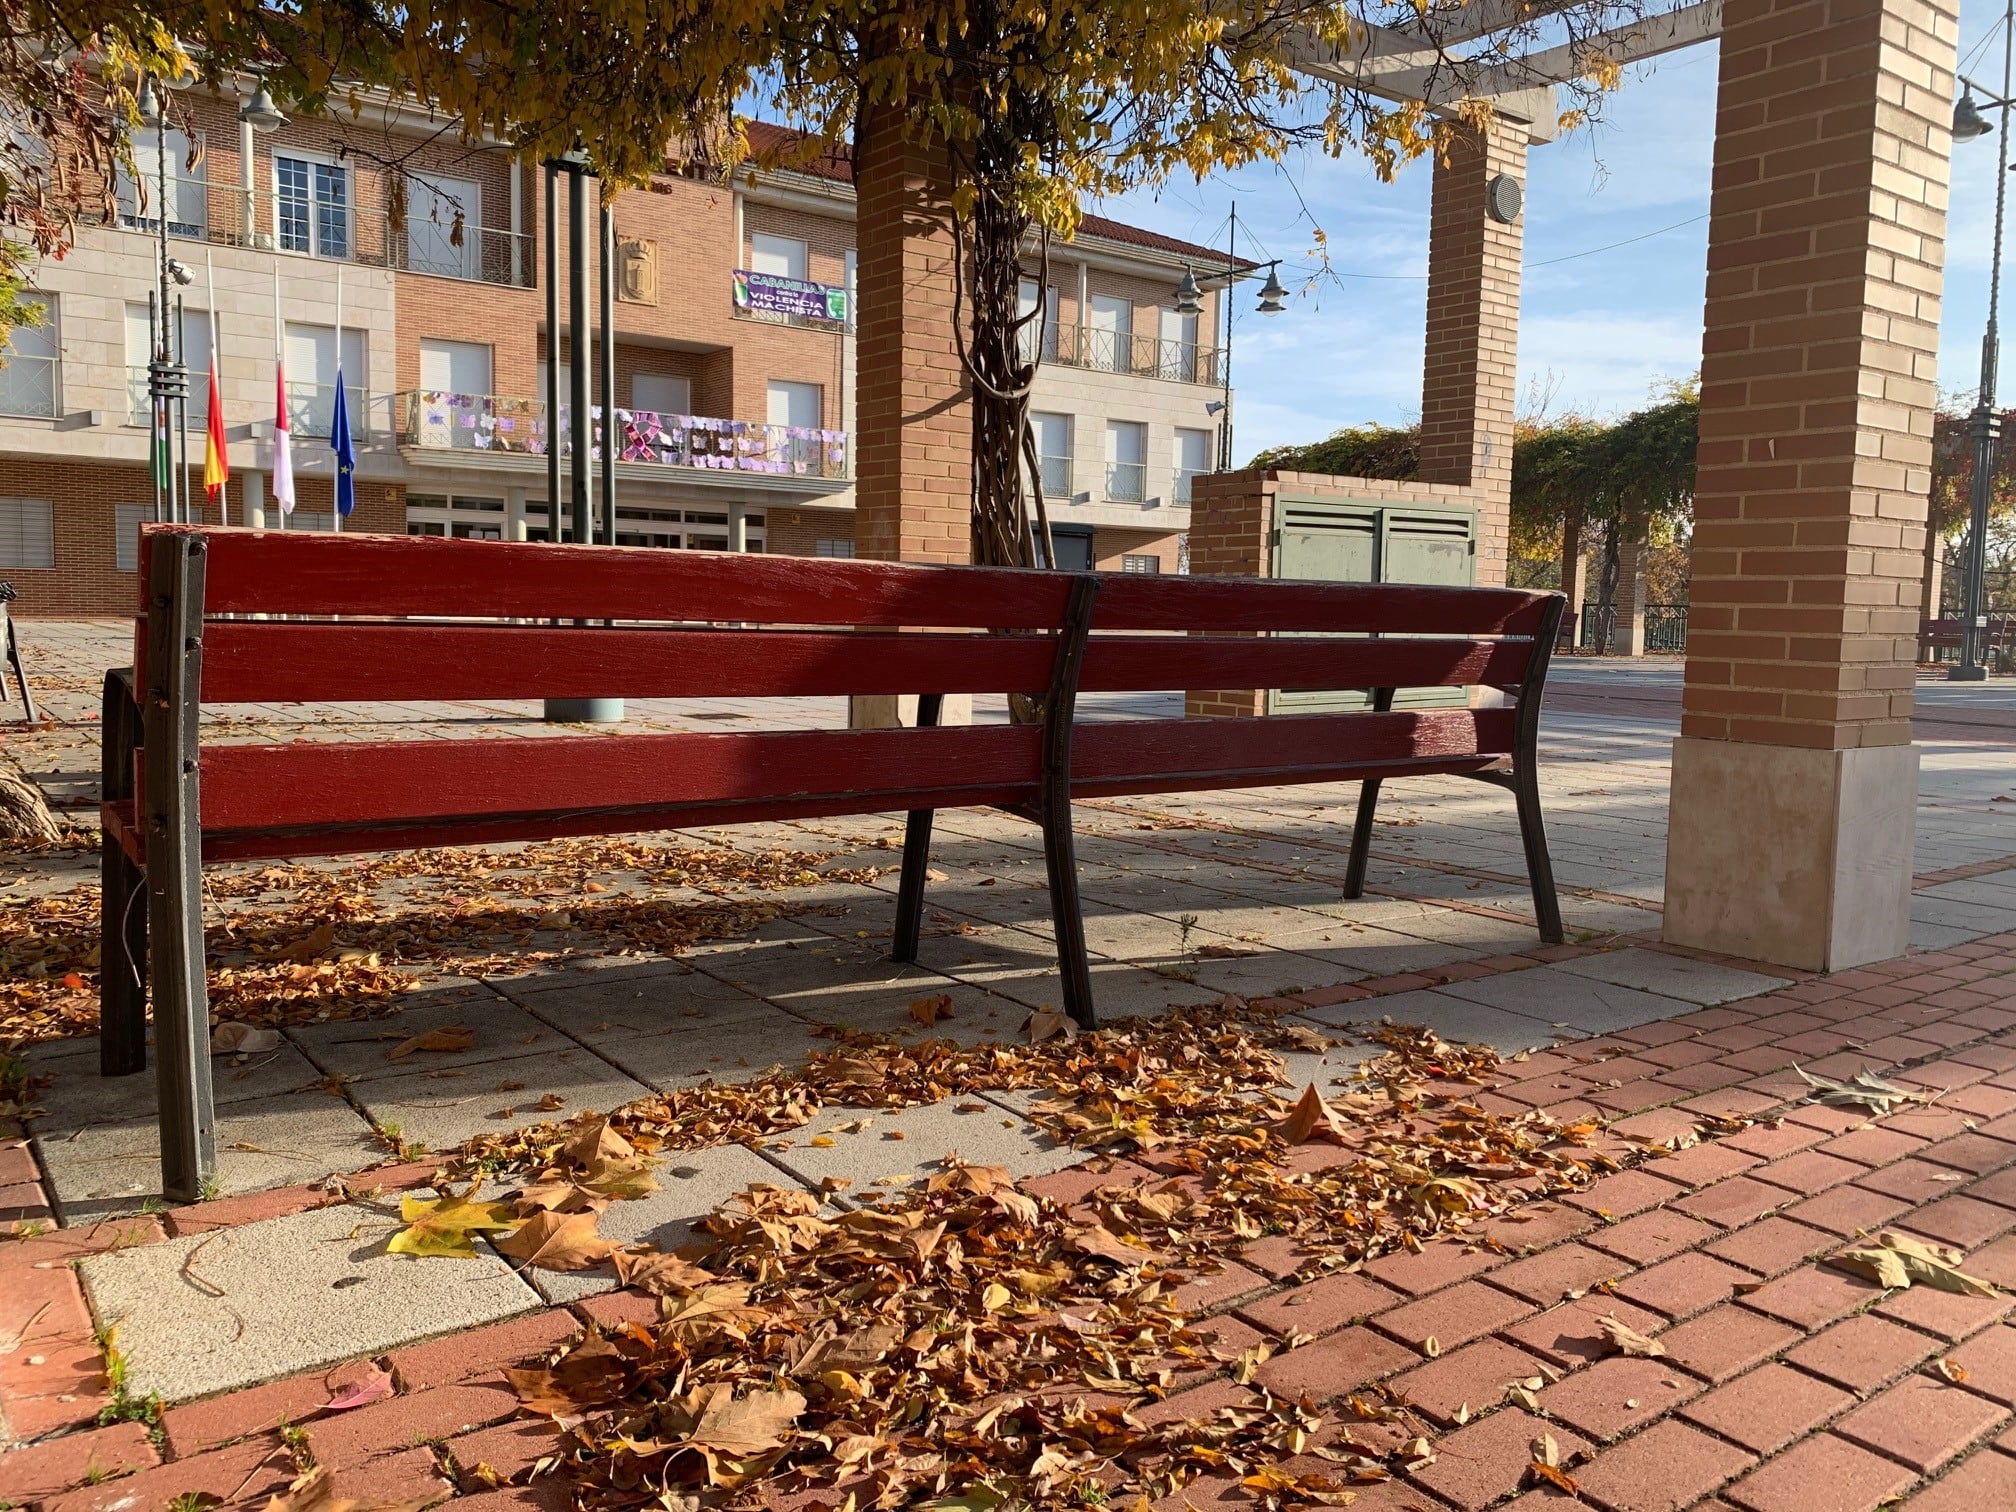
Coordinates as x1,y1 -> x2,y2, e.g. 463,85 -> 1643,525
5,621 -> 2016,1512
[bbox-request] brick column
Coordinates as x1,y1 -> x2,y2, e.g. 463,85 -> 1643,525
1183,470 -> 1273,718
1417,120 -> 1525,586
851,103 -> 971,566
1560,505 -> 1585,647
1662,0 -> 1954,971
1609,505 -> 1651,657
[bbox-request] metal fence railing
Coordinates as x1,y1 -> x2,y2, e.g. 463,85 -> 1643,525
1016,322 -> 1226,386
1106,460 -> 1147,503
0,355 -> 60,418
1578,602 -> 1689,653
88,172 -> 534,288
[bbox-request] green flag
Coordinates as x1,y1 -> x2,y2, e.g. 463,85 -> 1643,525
150,404 -> 171,495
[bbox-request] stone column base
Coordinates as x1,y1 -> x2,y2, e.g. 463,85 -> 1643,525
1662,737 -> 1918,973
849,694 -> 973,730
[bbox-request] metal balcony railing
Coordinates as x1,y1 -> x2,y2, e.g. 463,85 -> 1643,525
90,172 -> 534,288
1174,469 -> 1204,505
1034,454 -> 1071,497
0,355 -> 60,418
1106,460 -> 1147,503
396,391 -> 850,479
1016,321 -> 1225,386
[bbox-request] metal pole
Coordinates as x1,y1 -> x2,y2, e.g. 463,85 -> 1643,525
149,293 -> 163,522
543,164 -> 560,537
598,190 -> 616,547
1956,5 -> 2014,681
1220,203 -> 1236,472
158,109 -> 174,523
568,165 -> 591,547
173,294 -> 189,527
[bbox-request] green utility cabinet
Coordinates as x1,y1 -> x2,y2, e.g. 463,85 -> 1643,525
1267,493 -> 1478,714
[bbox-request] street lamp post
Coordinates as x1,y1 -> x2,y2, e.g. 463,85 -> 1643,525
1950,12 -> 2014,680
1171,205 -> 1286,474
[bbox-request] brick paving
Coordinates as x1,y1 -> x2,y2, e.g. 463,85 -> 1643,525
8,628 -> 2016,1508
3,929 -> 2016,1508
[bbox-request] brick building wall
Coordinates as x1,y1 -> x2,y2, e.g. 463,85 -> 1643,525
766,506 -> 855,559
1,458 -> 402,618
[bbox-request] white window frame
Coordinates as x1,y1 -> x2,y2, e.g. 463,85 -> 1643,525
273,148 -> 352,260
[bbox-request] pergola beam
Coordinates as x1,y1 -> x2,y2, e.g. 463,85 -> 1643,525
1279,1 -> 1723,144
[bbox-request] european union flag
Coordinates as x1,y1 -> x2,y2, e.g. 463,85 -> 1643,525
330,364 -> 356,517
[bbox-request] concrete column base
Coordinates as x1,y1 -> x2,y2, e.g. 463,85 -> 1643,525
849,694 -> 973,730
1662,737 -> 1918,973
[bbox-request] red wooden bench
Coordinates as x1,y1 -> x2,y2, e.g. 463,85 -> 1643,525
100,525 -> 1565,1200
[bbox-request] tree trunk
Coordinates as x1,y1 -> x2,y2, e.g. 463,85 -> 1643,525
0,764 -> 59,842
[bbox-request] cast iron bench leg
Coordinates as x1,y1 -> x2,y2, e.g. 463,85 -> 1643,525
890,693 -> 944,964
1043,578 -> 1100,1030
144,535 -> 216,1203
99,669 -> 148,1077
1342,688 -> 1395,900
1514,763 -> 1565,945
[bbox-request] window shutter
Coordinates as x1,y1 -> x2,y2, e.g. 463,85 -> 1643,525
0,499 -> 55,569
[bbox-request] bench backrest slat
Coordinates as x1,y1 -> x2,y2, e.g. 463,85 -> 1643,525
143,526 -> 1554,641
195,621 -> 1536,703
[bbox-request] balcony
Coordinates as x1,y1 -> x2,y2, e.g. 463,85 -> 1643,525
1017,322 -> 1224,386
1106,460 -> 1147,503
89,173 -> 533,288
395,391 -> 850,480
0,355 -> 60,418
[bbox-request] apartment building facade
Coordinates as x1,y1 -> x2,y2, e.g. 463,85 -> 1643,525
0,87 -> 1235,615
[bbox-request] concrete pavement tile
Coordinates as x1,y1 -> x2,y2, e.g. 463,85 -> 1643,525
1297,988 -> 1558,1054
76,1201 -> 541,1402
38,1091 -> 380,1220
1554,949 -> 1790,1006
590,1008 -> 829,1091
762,1097 -> 1081,1194
345,1048 -> 651,1154
505,965 -> 780,1040
30,1043 -> 328,1133
287,995 -> 555,1084
1440,966 -> 1692,1034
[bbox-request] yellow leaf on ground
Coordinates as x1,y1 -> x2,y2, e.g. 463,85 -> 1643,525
386,1190 -> 519,1258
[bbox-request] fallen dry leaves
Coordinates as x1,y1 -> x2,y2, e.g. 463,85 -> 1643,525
0,835 -> 878,1044
426,1014 -> 1629,1512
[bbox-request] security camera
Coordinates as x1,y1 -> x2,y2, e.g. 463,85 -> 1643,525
167,259 -> 195,286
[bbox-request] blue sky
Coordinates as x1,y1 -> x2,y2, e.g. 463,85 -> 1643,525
1094,0 -> 2008,465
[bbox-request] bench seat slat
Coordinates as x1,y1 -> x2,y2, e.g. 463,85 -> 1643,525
195,622 -> 1534,703
1092,574 -> 1554,636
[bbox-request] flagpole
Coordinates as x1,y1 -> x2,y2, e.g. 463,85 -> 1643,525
332,266 -> 342,534
272,265 -> 293,530
207,250 -> 225,526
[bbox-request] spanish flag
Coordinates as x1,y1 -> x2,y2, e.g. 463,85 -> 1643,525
202,354 -> 228,510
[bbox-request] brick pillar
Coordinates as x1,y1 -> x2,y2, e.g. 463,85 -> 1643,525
1417,120 -> 1525,586
851,103 -> 970,566
1662,0 -> 1953,971
1609,505 -> 1652,657
1560,505 -> 1585,647
1183,470 -> 1273,718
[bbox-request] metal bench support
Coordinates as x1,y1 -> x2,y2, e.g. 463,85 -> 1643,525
143,533 -> 216,1203
100,668 -> 149,1077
